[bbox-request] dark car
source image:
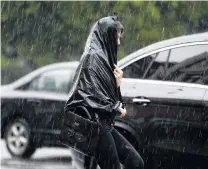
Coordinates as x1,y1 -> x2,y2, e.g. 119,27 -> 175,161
1,62 -> 79,157
118,32 -> 208,158
1,32 -> 208,164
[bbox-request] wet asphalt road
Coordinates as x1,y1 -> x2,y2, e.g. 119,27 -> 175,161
1,140 -> 85,169
1,139 -> 208,169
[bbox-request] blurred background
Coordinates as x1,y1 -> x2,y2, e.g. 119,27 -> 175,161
1,1 -> 208,85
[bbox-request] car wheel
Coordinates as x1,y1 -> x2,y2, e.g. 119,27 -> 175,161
5,118 -> 36,158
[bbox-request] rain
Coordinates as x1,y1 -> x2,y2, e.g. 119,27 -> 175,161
1,1 -> 208,169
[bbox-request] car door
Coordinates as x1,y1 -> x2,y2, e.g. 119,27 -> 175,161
120,49 -> 178,146
120,42 -> 208,153
160,44 -> 208,154
25,68 -> 76,140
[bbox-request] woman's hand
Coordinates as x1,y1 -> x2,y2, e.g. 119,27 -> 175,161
114,64 -> 123,87
119,103 -> 127,118
120,107 -> 127,117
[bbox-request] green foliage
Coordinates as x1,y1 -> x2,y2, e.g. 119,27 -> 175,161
25,1 -> 40,15
1,1 -> 208,70
1,55 -> 18,69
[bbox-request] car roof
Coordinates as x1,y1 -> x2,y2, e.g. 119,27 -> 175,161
8,61 -> 80,89
118,32 -> 208,67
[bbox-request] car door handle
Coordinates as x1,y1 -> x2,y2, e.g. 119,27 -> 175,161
133,98 -> 150,103
133,97 -> 150,107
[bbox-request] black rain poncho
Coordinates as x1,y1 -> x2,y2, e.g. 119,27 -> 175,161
64,16 -> 124,120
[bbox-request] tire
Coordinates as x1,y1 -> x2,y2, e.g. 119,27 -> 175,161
5,118 -> 36,158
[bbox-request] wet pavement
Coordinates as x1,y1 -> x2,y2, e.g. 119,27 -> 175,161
1,139 -> 207,169
1,140 -> 85,169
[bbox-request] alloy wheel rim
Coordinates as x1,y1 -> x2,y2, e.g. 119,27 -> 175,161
7,122 -> 29,155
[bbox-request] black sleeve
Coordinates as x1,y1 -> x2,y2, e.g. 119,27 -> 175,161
78,68 -> 122,117
117,86 -> 126,109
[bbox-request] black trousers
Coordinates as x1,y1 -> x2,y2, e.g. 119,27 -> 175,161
84,119 -> 144,169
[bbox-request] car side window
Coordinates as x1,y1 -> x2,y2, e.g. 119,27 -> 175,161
122,54 -> 157,79
28,69 -> 75,93
123,50 -> 169,80
164,44 -> 208,85
143,50 -> 170,80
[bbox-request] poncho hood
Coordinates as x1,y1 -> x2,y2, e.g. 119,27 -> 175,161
65,16 -> 124,119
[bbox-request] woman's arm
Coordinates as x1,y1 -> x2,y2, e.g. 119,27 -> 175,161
78,68 -> 122,117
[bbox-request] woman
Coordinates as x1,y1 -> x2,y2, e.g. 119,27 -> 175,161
63,16 -> 144,169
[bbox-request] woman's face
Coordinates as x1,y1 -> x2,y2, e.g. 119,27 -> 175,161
117,29 -> 122,47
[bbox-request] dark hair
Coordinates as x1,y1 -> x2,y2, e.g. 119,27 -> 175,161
112,13 -> 124,29
117,21 -> 124,31
116,20 -> 124,37
112,14 -> 124,35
